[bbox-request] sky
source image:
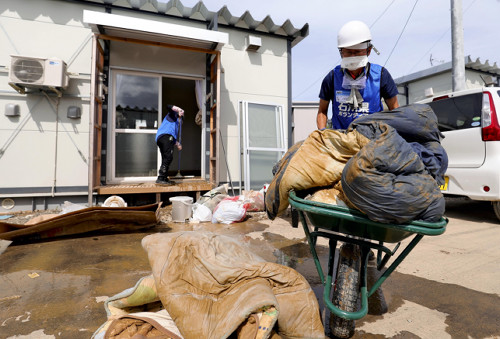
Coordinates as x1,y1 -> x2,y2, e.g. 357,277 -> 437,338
177,0 -> 499,102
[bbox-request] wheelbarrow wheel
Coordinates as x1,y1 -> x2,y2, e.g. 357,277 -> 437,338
330,243 -> 361,338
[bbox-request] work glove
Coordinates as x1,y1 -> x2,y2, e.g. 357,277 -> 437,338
172,106 -> 185,117
176,142 -> 182,151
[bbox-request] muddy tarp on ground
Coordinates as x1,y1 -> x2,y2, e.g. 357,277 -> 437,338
342,104 -> 448,223
0,203 -> 161,241
141,231 -> 325,339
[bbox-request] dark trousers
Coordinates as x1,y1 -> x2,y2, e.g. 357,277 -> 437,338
157,134 -> 175,178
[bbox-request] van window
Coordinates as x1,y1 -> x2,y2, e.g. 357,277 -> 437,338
428,93 -> 483,132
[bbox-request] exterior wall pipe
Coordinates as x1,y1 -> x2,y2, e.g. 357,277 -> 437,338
42,92 -> 61,197
451,0 -> 465,91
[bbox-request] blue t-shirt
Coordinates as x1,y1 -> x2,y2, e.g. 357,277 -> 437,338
319,63 -> 399,129
156,105 -> 180,142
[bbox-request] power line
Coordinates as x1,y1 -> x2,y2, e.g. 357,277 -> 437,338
384,0 -> 419,68
293,0 -> 397,100
370,0 -> 397,28
407,0 -> 478,74
292,61 -> 338,101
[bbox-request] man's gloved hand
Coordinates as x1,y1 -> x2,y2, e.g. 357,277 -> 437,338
176,142 -> 182,151
172,106 -> 185,117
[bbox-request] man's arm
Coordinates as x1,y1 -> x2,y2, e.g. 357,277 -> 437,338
380,67 -> 400,111
317,99 -> 330,129
384,96 -> 399,111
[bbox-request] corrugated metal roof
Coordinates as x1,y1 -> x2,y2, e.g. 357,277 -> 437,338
72,0 -> 309,47
395,56 -> 500,84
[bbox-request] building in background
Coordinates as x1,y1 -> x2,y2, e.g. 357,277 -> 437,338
291,102 -> 318,144
395,56 -> 500,104
0,0 -> 308,211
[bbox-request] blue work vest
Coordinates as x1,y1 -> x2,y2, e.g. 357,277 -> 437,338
156,112 -> 179,142
332,63 -> 383,129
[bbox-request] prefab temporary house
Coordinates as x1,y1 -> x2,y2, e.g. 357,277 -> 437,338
395,56 -> 500,104
0,0 -> 308,211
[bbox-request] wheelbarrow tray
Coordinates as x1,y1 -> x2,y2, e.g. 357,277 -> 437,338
288,190 -> 447,242
288,190 -> 448,323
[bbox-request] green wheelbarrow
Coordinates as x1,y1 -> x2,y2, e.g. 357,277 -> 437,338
288,190 -> 448,338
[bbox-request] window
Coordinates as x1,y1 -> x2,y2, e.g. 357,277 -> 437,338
428,93 -> 483,132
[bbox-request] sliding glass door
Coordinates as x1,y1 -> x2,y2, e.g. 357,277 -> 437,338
110,71 -> 160,183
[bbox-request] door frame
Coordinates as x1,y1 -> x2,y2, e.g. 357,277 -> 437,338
88,35 -> 104,205
88,33 -> 221,204
107,67 -> 206,184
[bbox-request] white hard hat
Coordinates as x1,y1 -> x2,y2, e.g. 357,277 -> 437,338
337,20 -> 372,49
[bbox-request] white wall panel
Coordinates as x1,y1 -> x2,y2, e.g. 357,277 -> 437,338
0,8 -> 92,74
217,29 -> 289,183
110,41 -> 206,76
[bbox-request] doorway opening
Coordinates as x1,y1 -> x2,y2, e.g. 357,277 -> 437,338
161,76 -> 202,178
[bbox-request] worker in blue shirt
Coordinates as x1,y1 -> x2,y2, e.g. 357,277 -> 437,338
156,105 -> 184,185
317,20 -> 400,130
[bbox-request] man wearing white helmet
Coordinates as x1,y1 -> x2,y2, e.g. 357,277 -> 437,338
317,20 -> 399,130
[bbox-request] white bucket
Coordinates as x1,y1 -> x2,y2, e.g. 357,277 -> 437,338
169,196 -> 193,222
103,195 -> 127,207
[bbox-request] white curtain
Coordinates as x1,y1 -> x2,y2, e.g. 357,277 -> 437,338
195,80 -> 203,126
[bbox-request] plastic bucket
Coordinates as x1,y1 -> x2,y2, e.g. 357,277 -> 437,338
169,196 -> 193,222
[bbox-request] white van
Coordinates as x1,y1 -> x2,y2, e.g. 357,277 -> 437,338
418,87 -> 500,221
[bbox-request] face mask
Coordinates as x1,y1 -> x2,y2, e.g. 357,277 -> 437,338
340,55 -> 368,71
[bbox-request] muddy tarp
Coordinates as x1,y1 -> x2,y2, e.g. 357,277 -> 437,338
342,104 -> 447,223
348,104 -> 448,186
141,232 -> 325,339
265,130 -> 369,219
0,203 -> 161,241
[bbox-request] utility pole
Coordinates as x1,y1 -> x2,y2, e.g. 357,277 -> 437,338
451,0 -> 465,91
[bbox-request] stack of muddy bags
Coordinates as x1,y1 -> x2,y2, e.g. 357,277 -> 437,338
265,104 -> 448,224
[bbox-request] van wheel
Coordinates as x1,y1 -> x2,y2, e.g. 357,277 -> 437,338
493,201 -> 500,222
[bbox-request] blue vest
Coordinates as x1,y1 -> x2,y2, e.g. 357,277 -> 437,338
156,113 -> 179,142
332,63 -> 383,129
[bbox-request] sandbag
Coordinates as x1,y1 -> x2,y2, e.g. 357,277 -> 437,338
192,203 -> 212,222
211,197 -> 249,224
196,184 -> 228,212
265,130 -> 369,219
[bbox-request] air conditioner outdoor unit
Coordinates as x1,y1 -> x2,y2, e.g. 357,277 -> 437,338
9,55 -> 69,89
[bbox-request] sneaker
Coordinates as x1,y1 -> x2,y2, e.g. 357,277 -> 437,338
155,178 -> 174,185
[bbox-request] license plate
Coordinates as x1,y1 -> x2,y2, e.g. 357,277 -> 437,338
439,176 -> 449,191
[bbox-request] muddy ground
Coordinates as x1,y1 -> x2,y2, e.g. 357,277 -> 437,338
1,198 -> 500,338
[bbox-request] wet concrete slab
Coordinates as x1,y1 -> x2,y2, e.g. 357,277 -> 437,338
1,203 -> 500,338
